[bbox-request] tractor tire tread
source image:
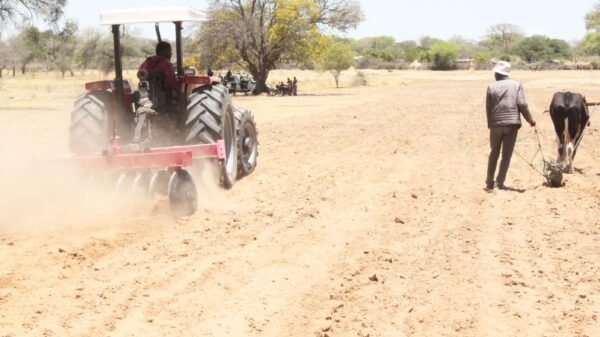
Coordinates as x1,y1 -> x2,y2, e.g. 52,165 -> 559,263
234,107 -> 258,177
185,84 -> 237,188
69,91 -> 109,153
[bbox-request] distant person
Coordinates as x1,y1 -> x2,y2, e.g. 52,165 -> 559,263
207,67 -> 214,76
287,78 -> 292,96
224,69 -> 232,86
292,77 -> 298,96
485,61 -> 536,192
139,41 -> 177,93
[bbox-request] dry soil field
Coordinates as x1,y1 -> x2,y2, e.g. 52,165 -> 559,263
0,70 -> 599,337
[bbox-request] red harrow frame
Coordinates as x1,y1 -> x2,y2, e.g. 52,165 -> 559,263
74,141 -> 225,171
73,141 -> 226,218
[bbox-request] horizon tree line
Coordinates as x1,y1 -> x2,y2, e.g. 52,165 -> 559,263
3,1 -> 600,84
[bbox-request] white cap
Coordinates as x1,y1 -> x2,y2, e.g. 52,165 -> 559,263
493,61 -> 511,76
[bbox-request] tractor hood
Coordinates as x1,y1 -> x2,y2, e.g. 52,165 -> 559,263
100,7 -> 206,25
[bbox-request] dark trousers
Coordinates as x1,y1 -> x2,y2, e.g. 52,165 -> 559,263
486,125 -> 519,187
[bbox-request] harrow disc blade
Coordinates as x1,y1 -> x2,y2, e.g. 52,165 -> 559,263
115,172 -> 136,194
168,169 -> 197,218
99,171 -> 121,191
132,171 -> 152,198
149,170 -> 170,197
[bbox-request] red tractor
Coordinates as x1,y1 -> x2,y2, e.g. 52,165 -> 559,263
69,7 -> 258,217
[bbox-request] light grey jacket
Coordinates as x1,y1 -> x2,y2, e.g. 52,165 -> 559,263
486,79 -> 534,128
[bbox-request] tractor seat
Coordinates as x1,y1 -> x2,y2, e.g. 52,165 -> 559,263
135,69 -> 177,112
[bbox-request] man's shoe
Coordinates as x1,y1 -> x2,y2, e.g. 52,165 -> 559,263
484,185 -> 494,193
497,184 -> 506,190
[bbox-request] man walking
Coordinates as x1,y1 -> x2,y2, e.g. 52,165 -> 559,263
485,61 -> 536,191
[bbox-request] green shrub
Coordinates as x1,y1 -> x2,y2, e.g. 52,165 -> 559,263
426,41 -> 461,70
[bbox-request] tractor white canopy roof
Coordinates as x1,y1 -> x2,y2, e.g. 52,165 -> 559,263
99,7 -> 206,25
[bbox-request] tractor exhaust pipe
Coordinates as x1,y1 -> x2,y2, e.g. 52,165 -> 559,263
111,24 -> 125,147
174,21 -> 183,85
155,23 -> 162,42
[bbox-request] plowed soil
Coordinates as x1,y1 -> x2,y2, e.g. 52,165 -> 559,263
0,70 -> 599,336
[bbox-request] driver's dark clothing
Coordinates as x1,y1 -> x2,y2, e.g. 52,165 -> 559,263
139,55 -> 177,91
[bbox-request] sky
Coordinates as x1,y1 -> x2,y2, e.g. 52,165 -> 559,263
4,0 -> 599,42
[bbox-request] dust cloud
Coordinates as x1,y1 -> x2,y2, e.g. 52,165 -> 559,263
0,131 -> 228,234
0,131 -> 126,233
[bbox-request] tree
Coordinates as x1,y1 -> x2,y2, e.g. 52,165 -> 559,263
425,41 -> 461,70
0,40 -> 9,77
47,20 -> 78,77
582,32 -> 600,55
14,26 -> 52,74
69,26 -> 155,75
196,0 -> 363,93
449,35 -> 486,58
419,36 -> 442,49
546,38 -> 572,59
75,28 -> 103,70
89,33 -> 153,74
585,2 -> 600,31
473,50 -> 491,69
0,0 -> 66,25
320,42 -> 354,88
513,35 -> 571,62
360,36 -> 396,60
4,36 -> 25,76
486,24 -> 523,52
396,40 -> 420,62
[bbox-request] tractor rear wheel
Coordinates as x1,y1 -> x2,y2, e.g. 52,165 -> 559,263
184,84 -> 237,189
234,108 -> 258,177
69,91 -> 110,153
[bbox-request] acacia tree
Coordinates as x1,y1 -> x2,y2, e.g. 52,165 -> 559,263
82,33 -> 153,74
75,28 -> 103,71
0,0 -> 66,25
320,41 -> 353,88
16,26 -> 53,74
197,0 -> 363,93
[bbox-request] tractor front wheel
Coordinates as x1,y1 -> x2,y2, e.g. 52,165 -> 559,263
234,108 -> 258,177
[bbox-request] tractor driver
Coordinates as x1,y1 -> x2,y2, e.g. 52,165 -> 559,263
139,41 -> 178,95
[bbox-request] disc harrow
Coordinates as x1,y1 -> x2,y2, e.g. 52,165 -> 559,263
73,140 -> 226,218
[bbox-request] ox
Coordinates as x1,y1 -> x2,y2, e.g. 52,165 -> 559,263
549,92 -> 590,173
